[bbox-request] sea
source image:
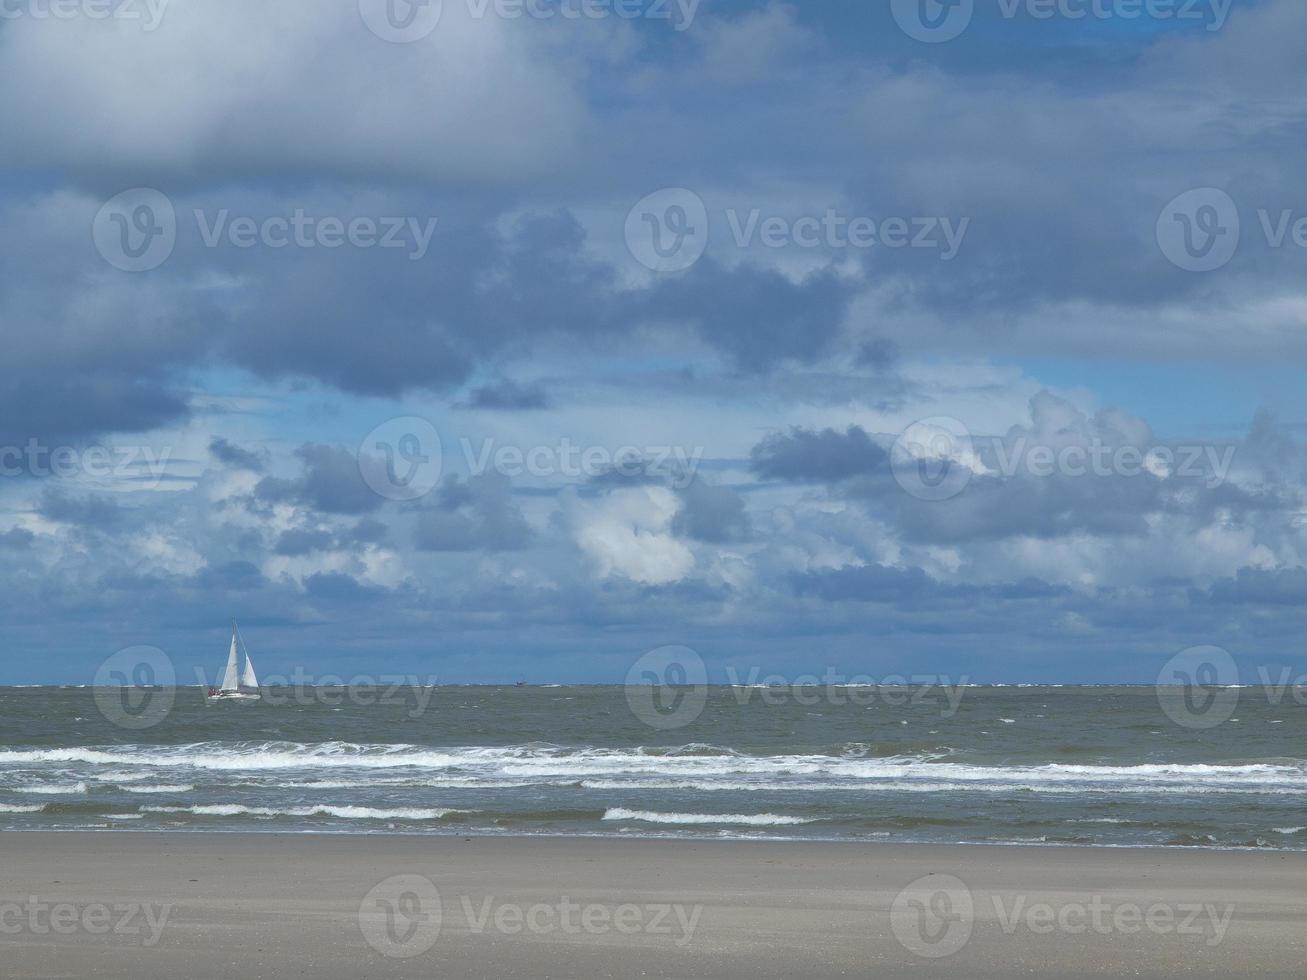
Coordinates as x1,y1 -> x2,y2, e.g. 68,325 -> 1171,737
1,684 -> 1304,849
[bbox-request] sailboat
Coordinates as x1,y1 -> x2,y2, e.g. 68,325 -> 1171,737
206,621 -> 261,701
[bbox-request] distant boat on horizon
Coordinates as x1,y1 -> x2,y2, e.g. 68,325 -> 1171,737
207,621 -> 261,702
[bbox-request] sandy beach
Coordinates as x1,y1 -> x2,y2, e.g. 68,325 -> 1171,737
0,833 -> 1304,978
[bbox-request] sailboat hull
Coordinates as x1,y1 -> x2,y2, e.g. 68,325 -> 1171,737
206,691 -> 261,702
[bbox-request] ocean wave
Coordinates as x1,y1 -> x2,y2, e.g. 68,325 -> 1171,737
118,784 -> 196,794
602,808 -> 817,826
3,743 -> 1305,795
11,782 -> 88,795
0,803 -> 45,813
141,804 -> 468,820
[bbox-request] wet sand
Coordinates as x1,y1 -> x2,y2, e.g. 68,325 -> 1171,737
2,832 -> 1306,978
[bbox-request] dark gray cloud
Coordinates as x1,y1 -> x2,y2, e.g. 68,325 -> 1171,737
0,528 -> 35,550
274,528 -> 335,557
887,473 -> 1161,545
750,426 -> 888,483
1202,567 -> 1307,606
642,261 -> 856,372
304,572 -> 380,602
196,560 -> 266,592
459,380 -> 552,411
673,479 -> 751,543
856,339 -> 900,372
256,445 -> 380,516
38,489 -> 124,529
209,437 -> 267,472
346,518 -> 389,545
415,473 -> 532,552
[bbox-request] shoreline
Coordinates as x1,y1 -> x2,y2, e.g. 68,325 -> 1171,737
4,832 -> 1307,978
7,823 -> 1307,853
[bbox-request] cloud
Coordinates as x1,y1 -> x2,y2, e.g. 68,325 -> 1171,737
304,571 -> 380,602
673,478 -> 751,543
458,380 -> 552,411
0,528 -> 36,550
856,338 -> 900,371
641,261 -> 856,371
7,0 -> 1307,681
750,425 -> 888,483
1202,567 -> 1307,606
414,473 -> 532,552
37,489 -> 124,529
0,2 -> 586,186
274,528 -> 335,557
196,560 -> 266,592
209,437 -> 267,472
573,486 -> 695,585
256,445 -> 380,516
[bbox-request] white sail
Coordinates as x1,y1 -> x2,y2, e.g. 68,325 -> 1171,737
240,651 -> 258,690
219,633 -> 240,692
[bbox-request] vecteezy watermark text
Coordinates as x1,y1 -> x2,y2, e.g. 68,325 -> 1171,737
891,0 -> 1231,44
624,645 -> 710,731
623,647 -> 969,730
726,668 -> 968,716
93,646 -> 177,730
460,437 -> 703,488
194,210 -> 437,258
359,874 -> 702,958
891,874 -> 1234,959
194,668 -> 440,718
0,897 -> 172,947
460,895 -> 701,946
625,188 -> 969,273
0,440 -> 172,487
93,188 -> 439,272
358,416 -> 706,502
1157,187 -> 1307,273
358,0 -> 701,43
1156,645 -> 1307,730
891,416 -> 1237,502
0,0 -> 169,30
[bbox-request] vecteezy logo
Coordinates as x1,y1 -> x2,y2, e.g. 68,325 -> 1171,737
358,417 -> 443,501
358,0 -> 442,42
359,874 -> 442,958
92,188 -> 177,272
891,0 -> 974,43
1156,188 -> 1240,273
92,646 -> 177,730
624,188 -> 709,273
890,416 -> 974,502
1156,645 -> 1240,730
624,645 -> 708,730
890,874 -> 973,958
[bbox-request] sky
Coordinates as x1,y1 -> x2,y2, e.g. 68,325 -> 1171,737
2,0 -> 1305,685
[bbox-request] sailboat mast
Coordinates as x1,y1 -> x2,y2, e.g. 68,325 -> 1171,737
235,620 -> 258,690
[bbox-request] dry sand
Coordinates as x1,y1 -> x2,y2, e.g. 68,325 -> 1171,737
2,832 -> 1306,978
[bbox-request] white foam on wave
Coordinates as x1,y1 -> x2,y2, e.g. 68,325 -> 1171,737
119,784 -> 195,794
278,777 -> 538,791
141,804 -> 467,820
1069,817 -> 1129,824
602,808 -> 817,826
12,782 -> 88,795
0,803 -> 44,813
4,743 -> 1306,796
